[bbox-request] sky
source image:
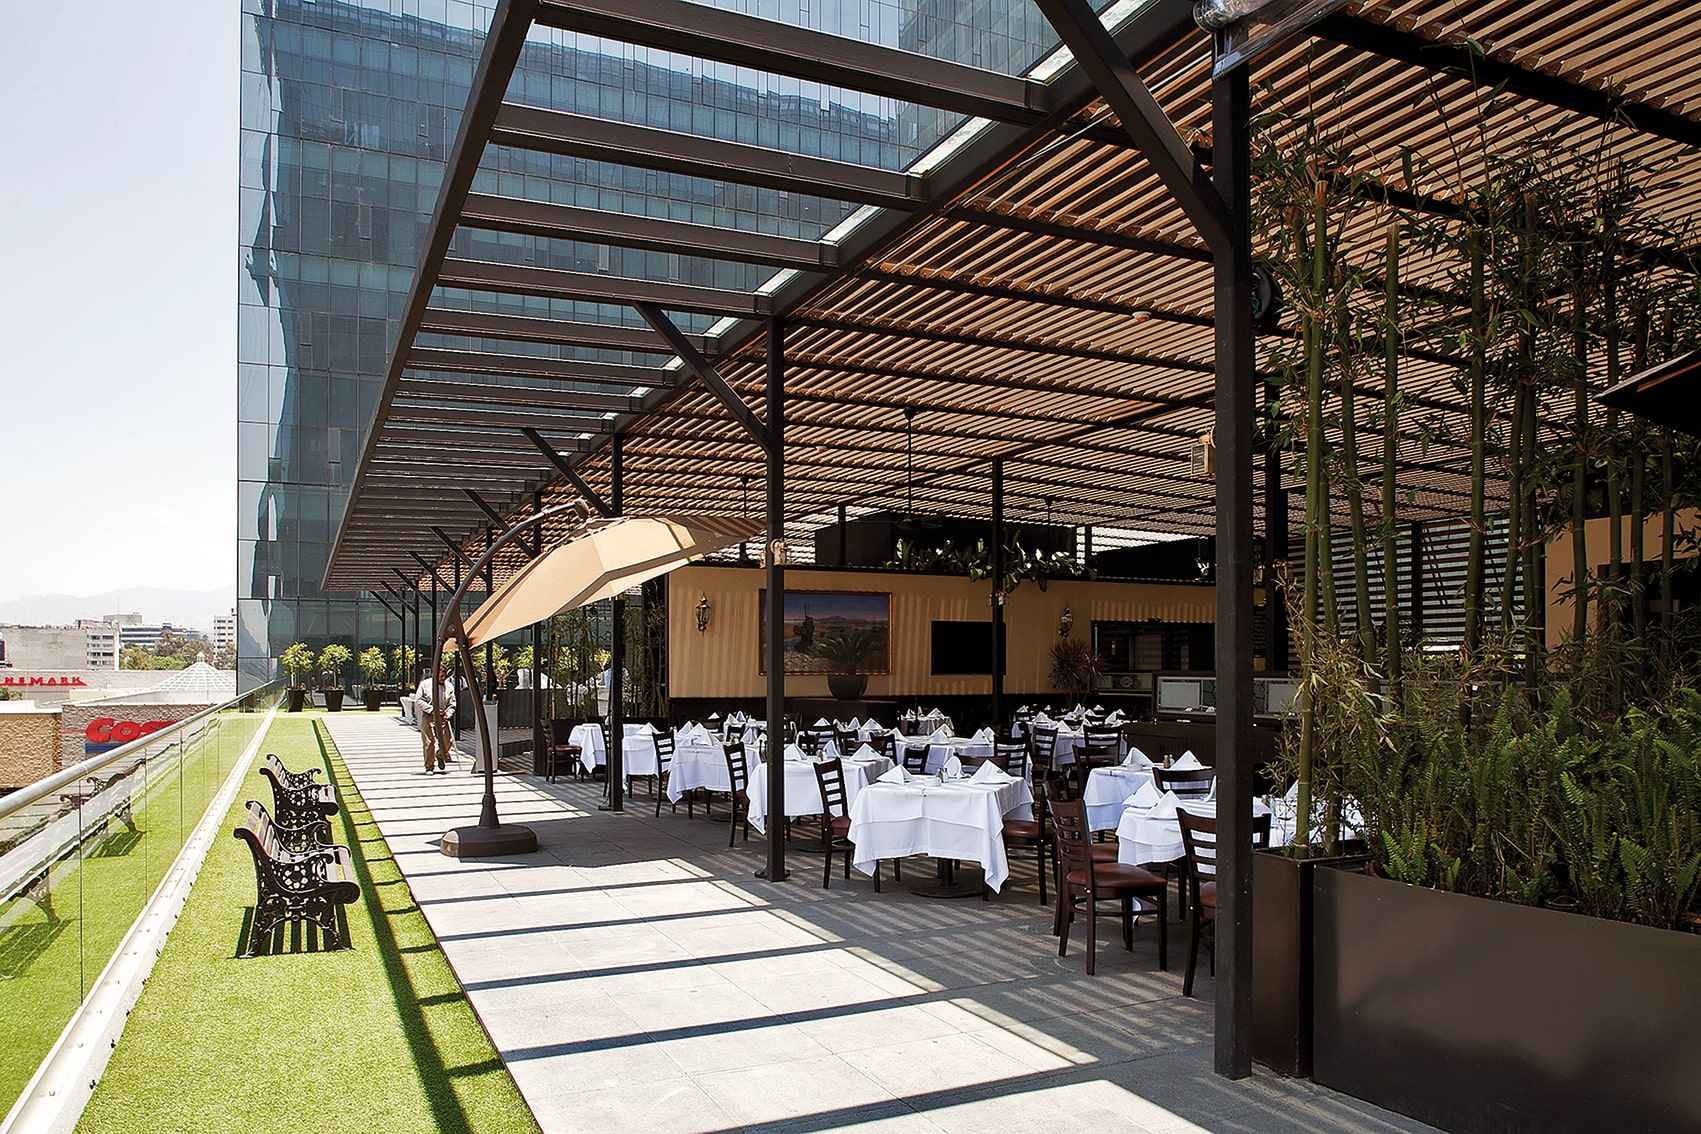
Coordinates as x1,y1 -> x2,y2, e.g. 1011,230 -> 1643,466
0,1 -> 239,601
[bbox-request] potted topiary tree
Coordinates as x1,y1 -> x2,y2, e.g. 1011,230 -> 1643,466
359,646 -> 387,711
318,643 -> 353,712
810,630 -> 881,701
280,642 -> 315,712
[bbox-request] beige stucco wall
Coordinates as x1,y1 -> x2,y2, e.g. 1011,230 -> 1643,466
668,565 -> 1259,700
0,708 -> 62,789
1544,508 -> 1700,648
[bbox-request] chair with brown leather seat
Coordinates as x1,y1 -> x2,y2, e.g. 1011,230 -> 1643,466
1029,724 -> 1061,781
1154,765 -> 1216,801
1051,797 -> 1168,976
1176,809 -> 1271,996
987,768 -> 1050,905
723,740 -> 751,847
545,718 -> 583,783
813,758 -> 898,890
958,752 -> 1008,773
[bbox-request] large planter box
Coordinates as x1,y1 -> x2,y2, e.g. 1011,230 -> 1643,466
1252,848 -> 1367,1077
1312,865 -> 1701,1133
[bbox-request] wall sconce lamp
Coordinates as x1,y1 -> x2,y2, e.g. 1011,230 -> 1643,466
1058,606 -> 1074,637
694,594 -> 712,633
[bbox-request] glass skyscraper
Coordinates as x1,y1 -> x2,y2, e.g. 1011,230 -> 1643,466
236,0 -> 1054,689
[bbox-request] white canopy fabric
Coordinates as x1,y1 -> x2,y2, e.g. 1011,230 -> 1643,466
462,514 -> 763,647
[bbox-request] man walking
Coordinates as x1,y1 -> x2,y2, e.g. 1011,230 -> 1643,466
414,663 -> 457,773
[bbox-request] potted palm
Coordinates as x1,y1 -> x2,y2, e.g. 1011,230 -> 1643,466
280,642 -> 315,712
318,643 -> 353,712
810,630 -> 881,701
359,646 -> 387,711
1047,637 -> 1102,705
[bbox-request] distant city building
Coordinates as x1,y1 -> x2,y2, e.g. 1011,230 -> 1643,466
212,610 -> 236,654
117,623 -> 209,651
0,625 -> 120,670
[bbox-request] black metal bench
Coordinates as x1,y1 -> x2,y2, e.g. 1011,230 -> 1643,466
258,755 -> 337,849
232,800 -> 359,954
58,759 -> 144,834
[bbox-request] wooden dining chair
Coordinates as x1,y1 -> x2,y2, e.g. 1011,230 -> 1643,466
723,740 -> 751,847
1051,797 -> 1168,976
991,735 -> 1024,778
988,770 -> 1049,905
1154,766 -> 1216,800
544,718 -> 583,783
902,744 -> 931,776
1083,724 -> 1123,755
797,728 -> 828,757
1029,725 -> 1060,782
1176,810 -> 1271,996
867,730 -> 898,762
813,758 -> 898,891
832,724 -> 860,754
655,733 -> 698,818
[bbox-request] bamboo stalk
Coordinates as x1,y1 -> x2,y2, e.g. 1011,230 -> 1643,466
1463,236 -> 1487,663
1571,259 -> 1590,644
1381,218 -> 1403,696
1631,306 -> 1648,645
1295,177 -> 1330,854
1603,232 -> 1623,702
1338,267 -> 1375,661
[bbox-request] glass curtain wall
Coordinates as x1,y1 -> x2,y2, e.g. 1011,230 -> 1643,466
237,0 -> 1055,690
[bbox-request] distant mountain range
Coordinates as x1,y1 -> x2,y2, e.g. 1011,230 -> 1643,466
0,586 -> 235,633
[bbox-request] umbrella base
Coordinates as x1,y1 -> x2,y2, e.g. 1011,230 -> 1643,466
440,823 -> 539,858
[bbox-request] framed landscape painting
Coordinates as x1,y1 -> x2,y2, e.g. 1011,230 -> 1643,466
758,591 -> 891,674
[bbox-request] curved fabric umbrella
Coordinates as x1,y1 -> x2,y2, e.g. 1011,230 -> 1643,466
1596,349 -> 1701,437
463,514 -> 764,646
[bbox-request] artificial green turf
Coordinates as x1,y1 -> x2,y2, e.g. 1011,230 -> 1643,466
75,716 -> 541,1134
0,716 -> 263,1110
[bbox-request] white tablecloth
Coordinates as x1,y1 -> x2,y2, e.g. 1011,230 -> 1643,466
1083,765 -> 1157,831
895,734 -> 995,775
567,722 -> 660,777
666,737 -> 731,800
745,754 -> 892,833
1114,799 -> 1288,867
846,775 -> 1034,892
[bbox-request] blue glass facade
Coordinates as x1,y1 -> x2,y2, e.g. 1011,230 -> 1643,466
236,0 -> 1055,688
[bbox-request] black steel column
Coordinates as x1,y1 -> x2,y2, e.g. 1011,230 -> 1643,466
991,457 -> 1006,729
1408,520 -> 1424,639
764,316 -> 788,884
1211,53 -> 1256,1080
606,433 -> 626,812
531,492 -> 546,774
838,503 -> 848,566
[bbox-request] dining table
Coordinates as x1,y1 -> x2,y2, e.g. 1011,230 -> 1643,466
567,722 -> 661,777
745,750 -> 893,834
846,770 -> 1033,894
664,733 -> 733,801
1082,764 -> 1159,831
1114,796 -> 1286,867
894,734 -> 996,774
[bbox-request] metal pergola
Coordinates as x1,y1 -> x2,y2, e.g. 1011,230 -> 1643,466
323,0 -> 1701,1077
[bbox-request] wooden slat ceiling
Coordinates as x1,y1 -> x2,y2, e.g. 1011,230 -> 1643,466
325,0 -> 1701,591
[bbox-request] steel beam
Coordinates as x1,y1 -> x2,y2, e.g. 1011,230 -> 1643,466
522,426 -> 613,517
439,258 -> 765,316
490,105 -> 924,210
387,404 -> 612,431
406,348 -> 665,389
636,303 -> 773,451
460,194 -> 839,270
534,0 -> 1047,124
418,306 -> 698,353
1033,0 -> 1231,250
397,377 -> 653,414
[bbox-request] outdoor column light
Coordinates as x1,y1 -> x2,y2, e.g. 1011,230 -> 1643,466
1058,606 -> 1074,637
695,593 -> 712,633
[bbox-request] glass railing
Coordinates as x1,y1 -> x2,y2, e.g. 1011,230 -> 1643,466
0,682 -> 281,1114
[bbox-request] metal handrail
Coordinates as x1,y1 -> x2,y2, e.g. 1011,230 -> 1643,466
0,679 -> 282,824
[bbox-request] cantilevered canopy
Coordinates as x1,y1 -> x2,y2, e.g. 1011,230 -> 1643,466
462,514 -> 763,647
323,0 -> 1701,595
1597,351 -> 1701,438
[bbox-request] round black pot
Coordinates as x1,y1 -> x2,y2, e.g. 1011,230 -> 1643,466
286,687 -> 307,713
827,673 -> 868,700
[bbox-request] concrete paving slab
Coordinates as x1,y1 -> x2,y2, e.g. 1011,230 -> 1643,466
325,715 -> 1439,1134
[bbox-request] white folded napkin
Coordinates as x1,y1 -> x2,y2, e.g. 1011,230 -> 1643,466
852,743 -> 880,760
1127,780 -> 1161,809
846,716 -> 861,729
814,717 -> 831,727
1252,795 -> 1272,816
877,765 -> 912,785
1033,712 -> 1052,725
1172,752 -> 1203,770
969,761 -> 1007,784
783,743 -> 808,762
822,740 -> 840,759
1152,789 -> 1183,818
1122,746 -> 1149,767
943,754 -> 963,780
1073,703 -> 1088,716
972,727 -> 994,742
929,726 -> 950,741
1283,779 -> 1299,804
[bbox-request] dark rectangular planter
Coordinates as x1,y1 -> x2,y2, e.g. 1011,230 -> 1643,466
1313,865 -> 1701,1133
1252,847 -> 1367,1077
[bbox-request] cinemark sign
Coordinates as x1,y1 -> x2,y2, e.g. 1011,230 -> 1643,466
2,675 -> 89,687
